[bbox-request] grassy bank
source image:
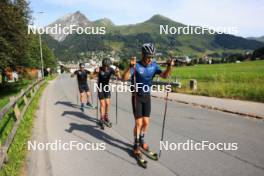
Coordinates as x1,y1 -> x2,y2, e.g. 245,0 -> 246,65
0,81 -> 48,176
0,80 -> 32,110
168,60 -> 264,102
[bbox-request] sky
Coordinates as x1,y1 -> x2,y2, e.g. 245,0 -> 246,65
29,0 -> 264,37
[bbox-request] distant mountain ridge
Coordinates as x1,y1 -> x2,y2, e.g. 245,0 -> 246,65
247,36 -> 264,43
43,11 -> 264,61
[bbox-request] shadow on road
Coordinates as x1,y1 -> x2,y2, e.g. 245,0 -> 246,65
62,110 -> 98,124
55,101 -> 88,110
66,123 -> 132,152
65,122 -> 136,165
58,101 -> 138,166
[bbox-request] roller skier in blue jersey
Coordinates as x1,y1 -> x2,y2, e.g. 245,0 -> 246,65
123,43 -> 173,164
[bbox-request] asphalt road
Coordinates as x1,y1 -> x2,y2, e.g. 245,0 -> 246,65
26,74 -> 264,176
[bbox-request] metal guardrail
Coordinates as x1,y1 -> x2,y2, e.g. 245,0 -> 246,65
152,81 -> 181,87
0,78 -> 45,169
108,77 -> 181,88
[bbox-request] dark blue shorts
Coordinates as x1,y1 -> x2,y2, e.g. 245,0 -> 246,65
98,91 -> 111,100
78,84 -> 89,93
132,94 -> 151,118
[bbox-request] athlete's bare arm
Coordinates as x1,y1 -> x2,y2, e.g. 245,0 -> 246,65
90,67 -> 99,79
159,58 -> 173,79
70,72 -> 76,78
114,67 -> 122,80
123,56 -> 136,81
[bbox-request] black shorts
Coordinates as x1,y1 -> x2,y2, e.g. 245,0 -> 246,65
78,84 -> 89,93
98,91 -> 111,100
132,94 -> 151,119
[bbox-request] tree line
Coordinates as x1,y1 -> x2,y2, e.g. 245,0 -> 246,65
0,0 -> 56,84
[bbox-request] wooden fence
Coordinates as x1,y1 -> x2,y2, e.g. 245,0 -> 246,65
0,78 -> 45,169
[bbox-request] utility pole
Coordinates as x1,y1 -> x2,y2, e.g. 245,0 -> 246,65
37,11 -> 44,78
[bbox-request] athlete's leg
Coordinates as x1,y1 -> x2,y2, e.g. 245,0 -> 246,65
86,91 -> 92,104
105,98 -> 110,119
84,84 -> 92,105
140,96 -> 151,148
100,99 -> 106,120
132,95 -> 143,137
134,118 -> 143,138
132,95 -> 144,153
79,91 -> 86,112
141,117 -> 149,132
140,117 -> 149,149
134,117 -> 143,153
80,92 -> 86,105
79,85 -> 86,106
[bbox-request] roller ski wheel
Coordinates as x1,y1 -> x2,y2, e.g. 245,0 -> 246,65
97,120 -> 105,130
104,118 -> 112,128
140,144 -> 159,161
132,150 -> 147,169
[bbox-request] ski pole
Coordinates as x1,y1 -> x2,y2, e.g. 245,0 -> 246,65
133,61 -> 138,140
159,90 -> 169,158
76,77 -> 79,105
132,59 -> 137,113
159,72 -> 172,158
115,76 -> 118,124
96,81 -> 99,121
90,79 -> 94,105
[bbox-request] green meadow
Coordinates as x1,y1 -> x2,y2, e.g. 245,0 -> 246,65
168,60 -> 264,102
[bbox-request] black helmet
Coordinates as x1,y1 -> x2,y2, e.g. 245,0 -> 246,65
79,63 -> 85,68
102,58 -> 112,67
142,43 -> 155,58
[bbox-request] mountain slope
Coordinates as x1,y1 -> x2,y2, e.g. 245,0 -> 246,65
43,12 -> 264,61
92,18 -> 114,27
47,11 -> 91,41
110,14 -> 184,35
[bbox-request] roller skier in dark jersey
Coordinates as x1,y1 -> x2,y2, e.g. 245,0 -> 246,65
71,63 -> 93,112
93,58 -> 121,128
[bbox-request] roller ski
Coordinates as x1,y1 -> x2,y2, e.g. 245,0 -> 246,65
132,149 -> 147,169
97,119 -> 105,130
80,106 -> 84,112
103,118 -> 112,128
76,103 -> 97,112
86,102 -> 97,109
140,143 -> 159,161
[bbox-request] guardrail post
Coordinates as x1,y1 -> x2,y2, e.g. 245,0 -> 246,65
34,85 -> 37,92
9,96 -> 15,103
0,147 -> 8,165
13,103 -> 20,120
30,89 -> 34,97
1,147 -> 8,164
23,95 -> 28,105
190,79 -> 197,90
20,89 -> 24,96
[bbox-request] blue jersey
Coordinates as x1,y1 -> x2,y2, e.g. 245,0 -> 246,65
130,61 -> 162,95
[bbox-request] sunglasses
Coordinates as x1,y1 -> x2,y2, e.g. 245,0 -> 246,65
144,56 -> 153,60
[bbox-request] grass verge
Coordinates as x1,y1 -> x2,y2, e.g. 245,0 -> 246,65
0,81 -> 48,176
